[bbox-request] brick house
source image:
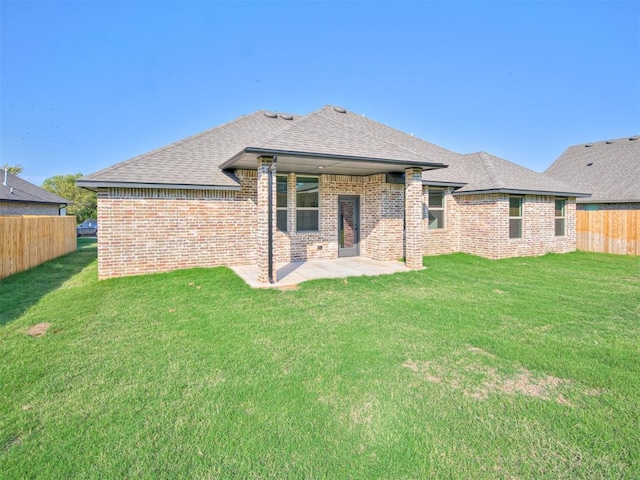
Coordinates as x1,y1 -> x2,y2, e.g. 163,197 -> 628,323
1,169 -> 69,216
545,136 -> 640,254
77,106 -> 587,281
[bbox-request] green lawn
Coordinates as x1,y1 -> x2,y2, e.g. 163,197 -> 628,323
1,239 -> 639,479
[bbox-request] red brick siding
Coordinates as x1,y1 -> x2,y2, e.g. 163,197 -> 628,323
273,173 -> 404,263
97,171 -> 578,279
97,171 -> 257,279
423,187 -> 460,255
454,194 -> 575,259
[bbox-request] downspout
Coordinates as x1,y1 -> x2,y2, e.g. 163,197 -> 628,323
267,155 -> 278,283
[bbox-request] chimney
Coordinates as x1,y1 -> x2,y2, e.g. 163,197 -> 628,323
3,168 -> 7,186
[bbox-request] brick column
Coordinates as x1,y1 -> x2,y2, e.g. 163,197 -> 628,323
405,167 -> 424,269
257,156 -> 276,283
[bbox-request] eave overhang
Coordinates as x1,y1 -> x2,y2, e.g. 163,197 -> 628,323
452,188 -> 592,198
0,198 -> 69,206
422,180 -> 467,188
220,147 -> 447,176
577,197 -> 640,204
76,180 -> 241,192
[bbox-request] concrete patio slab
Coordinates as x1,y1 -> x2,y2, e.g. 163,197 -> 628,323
231,257 -> 412,288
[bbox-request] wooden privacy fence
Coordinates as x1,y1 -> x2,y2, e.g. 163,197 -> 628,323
0,216 -> 77,279
577,208 -> 639,255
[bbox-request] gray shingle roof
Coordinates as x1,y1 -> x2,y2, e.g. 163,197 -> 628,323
422,151 -> 589,196
78,105 -> 588,197
79,111 -> 303,189
545,136 -> 640,202
259,108 -> 432,163
0,170 -> 69,204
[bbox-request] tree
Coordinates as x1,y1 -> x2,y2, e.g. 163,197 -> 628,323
2,164 -> 23,176
42,173 -> 97,223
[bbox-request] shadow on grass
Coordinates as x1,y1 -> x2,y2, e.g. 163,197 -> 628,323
0,238 -> 97,327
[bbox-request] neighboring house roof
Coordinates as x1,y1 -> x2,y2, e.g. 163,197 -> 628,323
422,151 -> 589,196
0,170 -> 69,205
78,105 -> 587,197
545,135 -> 640,203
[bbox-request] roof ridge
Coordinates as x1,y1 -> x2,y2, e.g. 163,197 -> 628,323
567,134 -> 640,149
253,110 -> 306,147
474,151 -> 502,188
314,107 -> 437,162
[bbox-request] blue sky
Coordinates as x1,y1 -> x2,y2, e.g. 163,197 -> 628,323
1,0 -> 639,185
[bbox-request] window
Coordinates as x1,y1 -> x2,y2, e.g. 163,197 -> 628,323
509,196 -> 523,239
555,199 -> 566,236
427,188 -> 445,229
296,176 -> 319,231
276,175 -> 288,232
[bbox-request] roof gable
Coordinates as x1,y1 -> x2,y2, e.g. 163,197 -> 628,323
545,136 -> 640,202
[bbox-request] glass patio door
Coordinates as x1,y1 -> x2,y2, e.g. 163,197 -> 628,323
338,196 -> 360,257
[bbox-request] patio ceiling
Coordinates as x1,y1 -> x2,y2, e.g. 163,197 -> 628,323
221,148 -> 447,176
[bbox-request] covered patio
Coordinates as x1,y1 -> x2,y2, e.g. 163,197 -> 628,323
230,256 -> 414,288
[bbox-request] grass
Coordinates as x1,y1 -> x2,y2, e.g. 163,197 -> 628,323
1,239 -> 638,479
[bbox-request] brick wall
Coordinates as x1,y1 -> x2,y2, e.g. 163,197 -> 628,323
0,201 -> 61,216
97,170 -> 578,279
454,193 -> 575,259
96,171 -> 257,279
423,187 -> 460,255
273,173 -> 404,263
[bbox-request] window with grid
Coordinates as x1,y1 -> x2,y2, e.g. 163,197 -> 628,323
276,175 -> 288,232
296,176 -> 319,232
509,196 -> 523,239
555,199 -> 566,236
428,188 -> 445,229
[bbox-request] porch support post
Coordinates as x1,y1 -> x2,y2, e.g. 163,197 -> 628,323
257,156 -> 277,283
405,167 -> 424,270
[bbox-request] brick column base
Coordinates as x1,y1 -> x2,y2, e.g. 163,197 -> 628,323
405,167 -> 424,270
257,156 -> 276,283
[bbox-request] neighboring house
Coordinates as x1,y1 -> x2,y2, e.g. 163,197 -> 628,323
78,105 -> 587,281
545,136 -> 640,255
0,169 -> 69,215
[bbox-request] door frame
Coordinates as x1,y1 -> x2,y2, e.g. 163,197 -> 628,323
338,195 -> 360,257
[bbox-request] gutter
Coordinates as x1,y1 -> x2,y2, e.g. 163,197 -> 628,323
452,188 -> 592,198
76,180 -> 241,192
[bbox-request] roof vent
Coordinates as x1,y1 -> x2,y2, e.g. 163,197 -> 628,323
279,113 -> 293,120
263,111 -> 277,118
605,139 -> 615,144
629,135 -> 640,141
333,106 -> 347,113
587,162 -> 594,167
585,143 -> 594,147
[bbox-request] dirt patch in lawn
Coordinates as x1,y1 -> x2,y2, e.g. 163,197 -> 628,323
402,345 -> 583,405
26,323 -> 51,337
